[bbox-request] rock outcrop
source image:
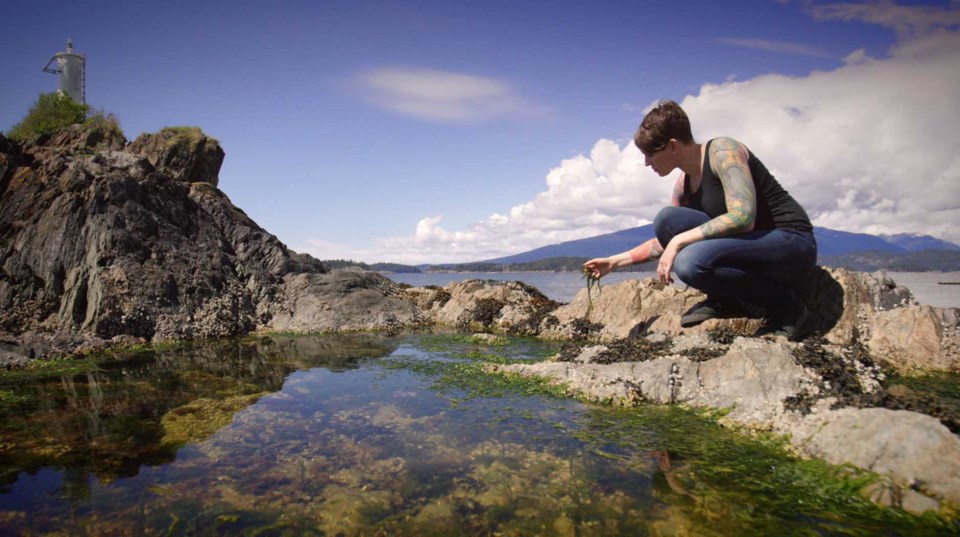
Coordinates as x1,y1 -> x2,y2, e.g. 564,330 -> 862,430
533,267 -> 958,374
480,270 -> 960,514
404,279 -> 558,335
268,270 -> 422,333
126,127 -> 225,187
398,271 -> 959,509
0,125 -> 412,362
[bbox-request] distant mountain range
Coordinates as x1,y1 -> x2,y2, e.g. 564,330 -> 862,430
478,224 -> 960,271
328,227 -> 960,273
880,233 -> 960,252
479,225 -> 959,265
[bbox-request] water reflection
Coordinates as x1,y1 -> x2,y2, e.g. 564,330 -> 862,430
0,333 -> 952,535
0,335 -> 400,497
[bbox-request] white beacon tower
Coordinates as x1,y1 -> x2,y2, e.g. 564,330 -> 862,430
43,39 -> 86,103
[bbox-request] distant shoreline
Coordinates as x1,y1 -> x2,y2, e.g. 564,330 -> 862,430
383,268 -> 956,275
324,252 -> 960,274
387,270 -> 960,308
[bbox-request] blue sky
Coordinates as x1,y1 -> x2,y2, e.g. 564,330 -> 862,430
2,0 -> 959,263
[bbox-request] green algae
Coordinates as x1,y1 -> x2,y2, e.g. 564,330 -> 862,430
877,371 -> 960,434
573,407 -> 888,527
886,371 -> 960,410
384,355 -> 571,402
0,389 -> 29,406
0,355 -> 101,383
161,392 -> 268,446
581,265 -> 602,311
381,334 -> 568,401
381,337 -> 956,533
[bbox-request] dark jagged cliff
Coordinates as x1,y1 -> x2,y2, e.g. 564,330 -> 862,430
0,124 -> 417,361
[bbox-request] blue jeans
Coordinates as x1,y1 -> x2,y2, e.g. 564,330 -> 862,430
654,206 -> 817,307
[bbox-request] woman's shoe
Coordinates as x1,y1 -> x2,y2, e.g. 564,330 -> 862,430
756,302 -> 811,342
680,297 -> 745,327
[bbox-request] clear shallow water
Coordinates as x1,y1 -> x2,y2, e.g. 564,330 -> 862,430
388,271 -> 960,308
0,334 -> 952,535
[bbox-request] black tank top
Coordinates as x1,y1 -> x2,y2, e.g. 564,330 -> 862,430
683,139 -> 813,232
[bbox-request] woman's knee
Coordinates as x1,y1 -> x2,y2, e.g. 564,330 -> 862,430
672,250 -> 708,288
654,207 -> 683,245
654,206 -> 708,246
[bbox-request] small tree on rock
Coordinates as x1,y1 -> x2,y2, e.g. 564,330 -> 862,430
6,92 -> 90,142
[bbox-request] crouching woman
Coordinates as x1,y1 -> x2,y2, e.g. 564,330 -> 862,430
584,100 -> 817,340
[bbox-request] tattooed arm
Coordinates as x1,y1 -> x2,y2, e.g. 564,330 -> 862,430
583,175 -> 687,278
655,138 -> 757,283
583,175 -> 686,278
671,174 -> 686,207
697,137 -> 756,237
583,238 -> 662,279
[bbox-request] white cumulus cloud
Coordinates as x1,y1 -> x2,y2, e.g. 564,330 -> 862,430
368,139 -> 671,264
356,67 -> 535,122
679,28 -> 960,243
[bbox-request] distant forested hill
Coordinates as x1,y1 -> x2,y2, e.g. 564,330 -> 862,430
428,257 -> 656,273
321,229 -> 960,273
321,259 -> 422,273
818,250 -> 960,272
428,251 -> 960,273
476,226 -> 959,269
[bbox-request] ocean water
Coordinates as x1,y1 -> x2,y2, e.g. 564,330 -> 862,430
885,271 -> 960,308
389,271 -> 960,308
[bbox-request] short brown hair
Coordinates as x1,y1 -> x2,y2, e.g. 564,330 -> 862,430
634,100 -> 694,155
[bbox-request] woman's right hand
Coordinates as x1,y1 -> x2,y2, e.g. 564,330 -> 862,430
583,258 -> 613,279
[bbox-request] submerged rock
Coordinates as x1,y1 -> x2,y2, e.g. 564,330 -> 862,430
161,392 -> 267,446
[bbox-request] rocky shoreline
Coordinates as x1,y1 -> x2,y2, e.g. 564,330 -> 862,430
2,124 -> 958,517
403,268 -> 960,515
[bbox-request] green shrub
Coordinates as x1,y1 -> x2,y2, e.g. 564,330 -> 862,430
160,126 -> 215,146
84,109 -> 124,137
6,92 -> 90,141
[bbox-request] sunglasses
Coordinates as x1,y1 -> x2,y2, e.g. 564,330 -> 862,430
642,140 -> 670,158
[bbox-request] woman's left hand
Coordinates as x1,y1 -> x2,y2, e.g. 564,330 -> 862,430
657,241 -> 680,284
